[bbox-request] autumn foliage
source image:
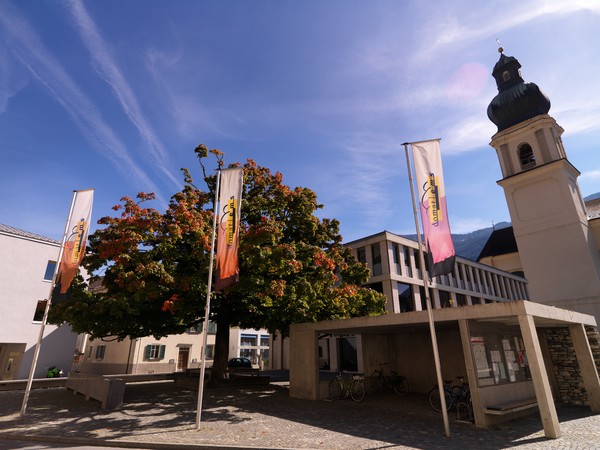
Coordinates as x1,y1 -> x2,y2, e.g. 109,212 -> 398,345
49,146 -> 386,373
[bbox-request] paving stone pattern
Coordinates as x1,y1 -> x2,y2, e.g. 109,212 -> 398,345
1,380 -> 600,449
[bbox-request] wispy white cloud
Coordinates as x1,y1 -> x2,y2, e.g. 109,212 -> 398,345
424,0 -> 600,57
65,0 -> 180,189
0,2 -> 162,198
316,132 -> 407,234
0,46 -> 28,113
441,115 -> 496,155
580,170 -> 600,181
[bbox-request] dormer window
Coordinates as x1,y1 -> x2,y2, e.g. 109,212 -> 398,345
518,143 -> 536,169
502,71 -> 510,81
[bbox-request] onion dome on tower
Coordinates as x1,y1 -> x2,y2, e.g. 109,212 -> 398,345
487,47 -> 551,132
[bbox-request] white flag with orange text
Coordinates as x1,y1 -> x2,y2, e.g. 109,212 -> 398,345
411,140 -> 455,278
215,168 -> 244,291
53,189 -> 94,301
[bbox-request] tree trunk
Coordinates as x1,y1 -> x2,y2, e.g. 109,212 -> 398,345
211,318 -> 230,381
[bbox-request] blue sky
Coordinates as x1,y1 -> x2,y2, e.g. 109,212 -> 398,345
1,1 -> 599,243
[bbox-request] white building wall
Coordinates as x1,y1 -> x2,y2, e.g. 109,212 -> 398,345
0,225 -> 78,380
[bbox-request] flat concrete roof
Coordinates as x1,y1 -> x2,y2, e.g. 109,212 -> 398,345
291,300 -> 597,335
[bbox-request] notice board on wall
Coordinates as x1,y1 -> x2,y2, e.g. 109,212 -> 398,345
470,333 -> 531,387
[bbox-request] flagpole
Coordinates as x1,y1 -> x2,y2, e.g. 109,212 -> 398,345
403,142 -> 450,437
20,190 -> 78,417
196,169 -> 222,429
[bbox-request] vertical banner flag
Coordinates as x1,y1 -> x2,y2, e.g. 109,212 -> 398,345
411,140 -> 455,278
215,168 -> 243,291
53,189 -> 94,303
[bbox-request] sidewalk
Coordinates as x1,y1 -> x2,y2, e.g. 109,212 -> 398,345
1,379 -> 599,449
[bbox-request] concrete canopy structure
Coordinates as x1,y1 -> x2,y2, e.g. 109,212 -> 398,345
290,301 -> 600,438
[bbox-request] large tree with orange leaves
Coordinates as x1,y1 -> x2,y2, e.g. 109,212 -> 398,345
50,145 -> 386,376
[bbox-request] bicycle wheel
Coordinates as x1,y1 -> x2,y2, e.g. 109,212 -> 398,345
428,387 -> 452,412
350,378 -> 365,402
392,376 -> 409,395
329,378 -> 343,400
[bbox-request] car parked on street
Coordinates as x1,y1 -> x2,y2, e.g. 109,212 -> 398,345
227,357 -> 252,368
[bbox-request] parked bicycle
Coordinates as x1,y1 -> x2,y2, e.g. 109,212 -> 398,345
371,362 -> 409,395
428,376 -> 471,413
329,371 -> 366,402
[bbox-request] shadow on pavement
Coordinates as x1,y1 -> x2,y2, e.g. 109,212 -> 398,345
1,380 -> 598,449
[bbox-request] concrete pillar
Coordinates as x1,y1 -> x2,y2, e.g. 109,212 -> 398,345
518,314 -> 561,438
458,319 -> 485,427
569,323 -> 600,412
431,289 -> 441,309
389,280 -> 400,313
289,326 -> 319,400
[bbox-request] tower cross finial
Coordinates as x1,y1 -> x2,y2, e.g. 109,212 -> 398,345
496,38 -> 504,54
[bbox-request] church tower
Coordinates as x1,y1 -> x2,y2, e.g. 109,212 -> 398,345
487,47 -> 600,319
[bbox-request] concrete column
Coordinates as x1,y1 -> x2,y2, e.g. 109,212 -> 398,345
480,270 -> 490,295
458,319 -> 485,427
413,283 -> 423,312
518,314 -> 561,438
387,279 -> 399,313
289,326 -> 319,400
459,263 -> 468,290
431,289 -> 441,309
409,248 -> 418,279
449,291 -> 458,308
386,241 -> 394,275
467,266 -> 475,291
569,323 -> 600,412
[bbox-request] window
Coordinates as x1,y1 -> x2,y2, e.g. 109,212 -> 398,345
403,247 -> 412,277
88,346 -> 93,359
397,282 -> 413,312
144,344 -> 166,361
187,324 -> 202,334
502,70 -> 510,81
439,290 -> 452,308
43,261 -> 57,281
207,321 -> 217,334
95,345 -> 106,360
205,345 -> 214,358
518,144 -> 536,169
371,243 -> 382,276
392,243 -> 401,275
189,321 -> 217,334
260,335 -> 270,347
241,334 -> 257,347
357,247 -> 366,264
33,300 -> 47,322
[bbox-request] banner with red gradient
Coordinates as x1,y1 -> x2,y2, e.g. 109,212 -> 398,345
412,140 -> 455,278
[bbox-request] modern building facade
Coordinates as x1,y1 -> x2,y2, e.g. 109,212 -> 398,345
312,230 -> 530,373
347,231 -> 529,312
0,224 -> 80,380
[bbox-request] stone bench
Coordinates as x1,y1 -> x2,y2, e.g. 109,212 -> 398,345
483,397 -> 538,415
66,373 -> 125,409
